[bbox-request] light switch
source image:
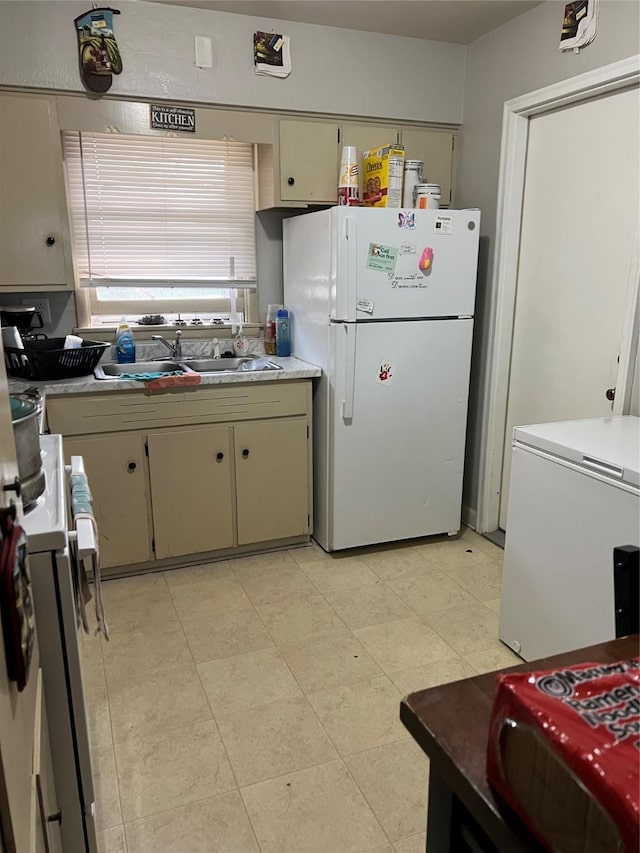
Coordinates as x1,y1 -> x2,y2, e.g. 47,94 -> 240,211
194,36 -> 213,69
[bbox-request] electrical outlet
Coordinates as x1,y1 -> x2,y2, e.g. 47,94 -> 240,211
23,298 -> 51,325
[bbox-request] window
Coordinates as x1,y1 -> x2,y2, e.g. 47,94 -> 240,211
62,131 -> 257,324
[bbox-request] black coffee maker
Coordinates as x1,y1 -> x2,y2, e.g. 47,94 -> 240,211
0,306 -> 47,342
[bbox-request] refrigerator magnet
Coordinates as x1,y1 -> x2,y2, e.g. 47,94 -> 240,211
366,243 -> 397,274
376,361 -> 394,384
434,215 -> 453,234
357,299 -> 374,314
419,247 -> 434,271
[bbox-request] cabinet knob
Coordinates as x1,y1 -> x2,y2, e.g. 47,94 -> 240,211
242,448 -> 250,458
45,235 -> 56,247
287,177 -> 295,186
216,451 -> 224,461
606,387 -> 616,401
127,461 -> 137,472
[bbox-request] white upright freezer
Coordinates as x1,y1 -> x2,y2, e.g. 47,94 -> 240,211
499,416 -> 640,661
283,207 -> 480,551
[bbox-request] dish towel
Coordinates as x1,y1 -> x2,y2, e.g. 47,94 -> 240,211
118,369 -> 185,381
70,473 -> 109,641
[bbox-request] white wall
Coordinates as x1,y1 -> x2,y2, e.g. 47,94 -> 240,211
456,0 -> 640,520
0,0 -> 465,124
0,0 -> 466,329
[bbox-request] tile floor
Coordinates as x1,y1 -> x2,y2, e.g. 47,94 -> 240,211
83,526 -> 520,853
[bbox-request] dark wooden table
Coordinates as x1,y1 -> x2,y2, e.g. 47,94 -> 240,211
400,635 -> 640,853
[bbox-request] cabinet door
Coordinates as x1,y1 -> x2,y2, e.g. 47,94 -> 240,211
341,124 -> 399,162
148,426 -> 234,559
400,129 -> 454,205
0,96 -> 70,288
64,433 -> 152,568
235,418 -> 309,545
279,120 -> 338,203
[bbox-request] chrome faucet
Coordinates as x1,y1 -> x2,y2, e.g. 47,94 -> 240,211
152,329 -> 182,359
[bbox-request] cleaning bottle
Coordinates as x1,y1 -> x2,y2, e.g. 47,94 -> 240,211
275,308 -> 291,357
115,318 -> 136,364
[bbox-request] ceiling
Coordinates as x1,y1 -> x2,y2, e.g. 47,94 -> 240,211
147,0 -> 544,44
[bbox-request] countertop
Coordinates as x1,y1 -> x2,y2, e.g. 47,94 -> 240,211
9,356 -> 321,397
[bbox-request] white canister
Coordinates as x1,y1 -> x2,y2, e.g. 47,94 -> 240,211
414,183 -> 441,209
402,159 -> 424,208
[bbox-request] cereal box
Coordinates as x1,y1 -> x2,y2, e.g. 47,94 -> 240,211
362,144 -> 405,207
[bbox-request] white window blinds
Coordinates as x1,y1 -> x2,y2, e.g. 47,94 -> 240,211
63,131 -> 257,287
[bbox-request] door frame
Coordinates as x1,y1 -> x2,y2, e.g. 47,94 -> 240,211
477,54 -> 640,534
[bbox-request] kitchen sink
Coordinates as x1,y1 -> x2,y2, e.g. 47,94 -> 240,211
184,357 -> 282,373
95,357 -> 282,379
95,361 -> 187,378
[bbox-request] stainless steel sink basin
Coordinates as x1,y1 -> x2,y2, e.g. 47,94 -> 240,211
184,357 -> 282,373
96,361 -> 187,378
183,357 -> 253,371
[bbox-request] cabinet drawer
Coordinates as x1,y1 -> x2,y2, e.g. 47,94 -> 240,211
47,381 -> 310,435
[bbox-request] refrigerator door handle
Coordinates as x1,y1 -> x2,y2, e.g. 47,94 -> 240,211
345,216 -> 357,322
341,324 -> 357,421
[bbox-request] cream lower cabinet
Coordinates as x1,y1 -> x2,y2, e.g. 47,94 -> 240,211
63,432 -> 152,569
235,418 -> 309,545
147,426 -> 234,559
49,381 -> 313,572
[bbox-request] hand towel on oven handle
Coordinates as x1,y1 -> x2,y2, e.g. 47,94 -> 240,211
70,471 -> 109,641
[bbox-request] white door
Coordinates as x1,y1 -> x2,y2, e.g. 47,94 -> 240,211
332,207 -> 480,321
499,85 -> 640,529
329,318 -> 473,550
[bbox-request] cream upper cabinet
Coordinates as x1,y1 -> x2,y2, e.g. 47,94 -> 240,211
147,426 -> 234,559
63,432 -> 152,569
279,119 -> 338,203
399,128 -> 455,206
341,124 -> 399,162
235,417 -> 309,545
0,95 -> 72,289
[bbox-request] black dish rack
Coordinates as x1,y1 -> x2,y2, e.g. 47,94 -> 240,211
4,338 -> 110,380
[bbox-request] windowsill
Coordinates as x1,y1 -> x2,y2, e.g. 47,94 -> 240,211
75,323 -> 263,341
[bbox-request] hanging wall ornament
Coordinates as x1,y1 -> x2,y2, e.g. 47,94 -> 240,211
74,7 -> 123,93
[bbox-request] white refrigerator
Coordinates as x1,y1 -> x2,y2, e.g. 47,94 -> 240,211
283,207 -> 481,551
499,416 -> 640,661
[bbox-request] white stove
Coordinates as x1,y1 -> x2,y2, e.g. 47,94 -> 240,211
22,434 -> 67,551
23,433 -> 98,853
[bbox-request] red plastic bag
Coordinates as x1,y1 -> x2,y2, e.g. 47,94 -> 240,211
487,657 -> 640,852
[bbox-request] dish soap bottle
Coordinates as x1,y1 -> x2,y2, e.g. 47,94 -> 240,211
275,308 -> 291,357
115,318 -> 136,364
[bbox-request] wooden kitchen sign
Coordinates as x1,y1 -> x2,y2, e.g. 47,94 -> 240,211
150,104 -> 196,132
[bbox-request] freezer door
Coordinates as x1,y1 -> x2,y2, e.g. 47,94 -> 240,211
327,318 -> 473,550
332,207 -> 480,321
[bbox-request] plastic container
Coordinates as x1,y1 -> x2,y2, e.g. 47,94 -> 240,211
264,303 -> 281,355
115,319 -> 136,364
414,183 -> 441,209
402,160 -> 423,207
275,308 -> 291,358
338,145 -> 360,206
